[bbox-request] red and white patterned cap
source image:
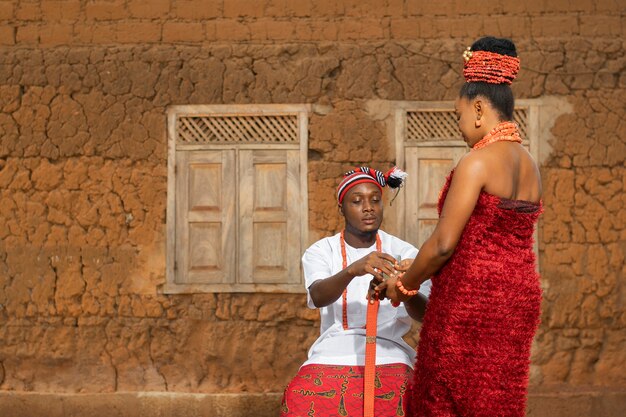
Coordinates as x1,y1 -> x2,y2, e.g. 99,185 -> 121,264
337,166 -> 407,204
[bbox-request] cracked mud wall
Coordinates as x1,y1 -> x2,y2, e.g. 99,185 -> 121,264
0,0 -> 624,396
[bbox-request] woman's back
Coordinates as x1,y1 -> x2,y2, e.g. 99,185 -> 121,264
477,141 -> 542,203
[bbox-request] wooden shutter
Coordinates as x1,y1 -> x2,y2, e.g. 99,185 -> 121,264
175,150 -> 236,284
166,104 -> 310,293
238,149 -> 301,285
404,146 -> 466,248
399,103 -> 536,249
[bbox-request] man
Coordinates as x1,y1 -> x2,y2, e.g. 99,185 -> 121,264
280,167 -> 431,416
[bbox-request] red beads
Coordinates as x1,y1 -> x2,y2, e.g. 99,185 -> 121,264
396,279 -> 419,296
463,50 -> 520,85
472,121 -> 522,151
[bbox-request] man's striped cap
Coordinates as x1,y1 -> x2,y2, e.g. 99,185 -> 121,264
337,166 -> 407,204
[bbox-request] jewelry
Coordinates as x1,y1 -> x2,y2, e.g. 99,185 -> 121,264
340,231 -> 381,330
462,46 -> 473,62
472,121 -> 522,151
396,279 -> 419,296
463,50 -> 520,85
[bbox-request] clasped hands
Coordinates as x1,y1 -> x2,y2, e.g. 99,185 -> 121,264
348,252 -> 414,305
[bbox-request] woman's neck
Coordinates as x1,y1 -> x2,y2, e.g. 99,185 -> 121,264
469,118 -> 504,147
478,118 -> 500,137
343,227 -> 377,248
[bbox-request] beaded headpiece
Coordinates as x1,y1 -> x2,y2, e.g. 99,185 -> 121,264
337,166 -> 407,204
463,47 -> 520,85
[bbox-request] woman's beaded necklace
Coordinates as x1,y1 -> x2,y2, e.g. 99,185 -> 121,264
472,121 -> 522,151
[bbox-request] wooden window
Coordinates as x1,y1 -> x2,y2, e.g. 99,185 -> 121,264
389,101 -> 540,252
165,105 -> 309,293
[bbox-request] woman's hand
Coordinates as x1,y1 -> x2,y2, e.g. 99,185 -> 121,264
394,258 -> 414,272
382,273 -> 413,304
368,272 -> 413,305
367,258 -> 414,303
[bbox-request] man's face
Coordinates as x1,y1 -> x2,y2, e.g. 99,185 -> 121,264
340,182 -> 383,233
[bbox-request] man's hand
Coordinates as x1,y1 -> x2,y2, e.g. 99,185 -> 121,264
347,251 -> 397,282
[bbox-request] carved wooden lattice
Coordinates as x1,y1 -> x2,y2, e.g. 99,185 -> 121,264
406,108 -> 528,142
177,114 -> 299,144
513,109 -> 528,138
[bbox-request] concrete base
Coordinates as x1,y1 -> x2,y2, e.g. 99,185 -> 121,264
1,390 -> 625,417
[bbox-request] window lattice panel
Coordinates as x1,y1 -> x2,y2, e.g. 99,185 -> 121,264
177,114 -> 299,144
513,109 -> 528,138
406,108 -> 528,142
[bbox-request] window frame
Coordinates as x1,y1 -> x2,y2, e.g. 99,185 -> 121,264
164,104 -> 310,294
386,100 -> 541,260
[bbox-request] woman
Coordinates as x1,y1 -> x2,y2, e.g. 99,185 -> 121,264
374,37 -> 543,416
280,167 -> 432,416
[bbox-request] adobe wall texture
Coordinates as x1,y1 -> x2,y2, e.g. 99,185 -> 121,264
0,1 -> 624,415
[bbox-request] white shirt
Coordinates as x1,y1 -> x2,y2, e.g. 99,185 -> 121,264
302,230 -> 432,368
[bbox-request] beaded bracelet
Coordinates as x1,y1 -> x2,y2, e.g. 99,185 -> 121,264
396,279 -> 418,296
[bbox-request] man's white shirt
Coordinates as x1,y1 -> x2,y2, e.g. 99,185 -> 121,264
302,230 -> 432,368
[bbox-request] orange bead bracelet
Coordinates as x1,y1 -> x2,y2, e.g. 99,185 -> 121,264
396,279 -> 418,296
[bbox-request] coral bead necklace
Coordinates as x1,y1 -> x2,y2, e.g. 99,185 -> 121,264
472,121 -> 522,151
340,230 -> 381,330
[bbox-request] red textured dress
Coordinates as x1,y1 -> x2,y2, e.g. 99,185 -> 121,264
408,170 -> 542,417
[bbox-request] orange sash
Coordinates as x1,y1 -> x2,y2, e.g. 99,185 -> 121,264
340,231 -> 381,417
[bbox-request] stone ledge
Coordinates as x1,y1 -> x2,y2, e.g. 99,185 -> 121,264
0,391 -> 282,417
527,389 -> 626,417
0,390 -> 625,417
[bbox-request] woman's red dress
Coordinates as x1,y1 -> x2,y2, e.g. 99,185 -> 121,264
408,170 -> 542,417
